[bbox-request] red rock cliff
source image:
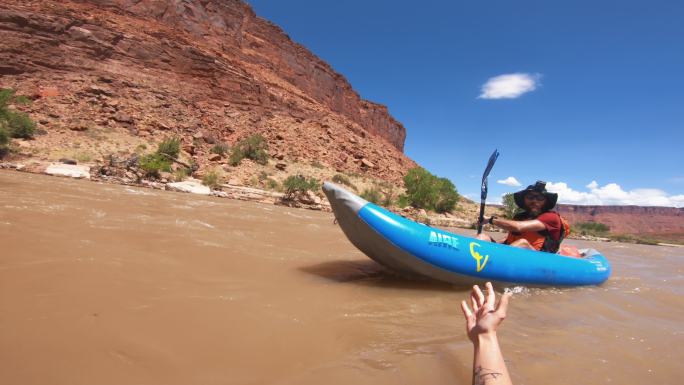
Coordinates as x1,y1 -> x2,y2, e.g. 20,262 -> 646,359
558,204 -> 684,241
0,0 -> 406,143
0,0 -> 415,182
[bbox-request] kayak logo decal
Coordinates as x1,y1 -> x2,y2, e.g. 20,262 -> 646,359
469,242 -> 489,272
428,231 -> 459,250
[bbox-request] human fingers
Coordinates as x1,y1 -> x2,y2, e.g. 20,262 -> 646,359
461,300 -> 473,319
470,291 -> 480,313
495,291 -> 513,318
485,282 -> 495,308
473,284 -> 485,308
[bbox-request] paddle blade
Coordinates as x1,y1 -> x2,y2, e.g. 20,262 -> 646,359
480,149 -> 499,200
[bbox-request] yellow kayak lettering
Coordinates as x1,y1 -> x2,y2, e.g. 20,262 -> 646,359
469,242 -> 489,272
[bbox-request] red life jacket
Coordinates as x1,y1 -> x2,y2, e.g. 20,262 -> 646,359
504,211 -> 571,253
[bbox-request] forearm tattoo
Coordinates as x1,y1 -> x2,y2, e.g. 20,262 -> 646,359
473,366 -> 503,385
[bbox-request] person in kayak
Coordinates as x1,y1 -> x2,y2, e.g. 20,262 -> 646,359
476,181 -> 568,252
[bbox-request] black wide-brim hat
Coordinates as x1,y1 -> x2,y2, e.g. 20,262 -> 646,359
513,181 -> 558,211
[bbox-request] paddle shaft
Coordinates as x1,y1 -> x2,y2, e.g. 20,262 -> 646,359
477,150 -> 500,235
477,201 -> 486,234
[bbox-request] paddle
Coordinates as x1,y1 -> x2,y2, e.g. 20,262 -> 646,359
477,149 -> 500,235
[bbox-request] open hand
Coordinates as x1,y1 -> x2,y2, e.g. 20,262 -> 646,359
460,282 -> 512,342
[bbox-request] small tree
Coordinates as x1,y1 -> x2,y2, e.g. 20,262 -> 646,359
502,193 -> 522,219
403,167 -> 460,213
282,175 -> 319,198
433,177 -> 459,213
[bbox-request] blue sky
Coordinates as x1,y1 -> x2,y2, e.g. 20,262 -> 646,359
246,0 -> 684,206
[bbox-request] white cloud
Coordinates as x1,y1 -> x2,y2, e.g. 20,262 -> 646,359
497,176 -> 522,187
545,181 -> 684,207
478,73 -> 540,99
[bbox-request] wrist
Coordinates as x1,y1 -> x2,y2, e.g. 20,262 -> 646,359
488,215 -> 498,225
474,332 -> 498,346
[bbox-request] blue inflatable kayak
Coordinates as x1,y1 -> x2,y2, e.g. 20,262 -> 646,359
323,182 -> 611,286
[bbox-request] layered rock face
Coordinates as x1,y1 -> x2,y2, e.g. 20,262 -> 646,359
558,205 -> 684,241
0,0 -> 414,180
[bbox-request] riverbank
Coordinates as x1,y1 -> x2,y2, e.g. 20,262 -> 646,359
1,163 -> 678,247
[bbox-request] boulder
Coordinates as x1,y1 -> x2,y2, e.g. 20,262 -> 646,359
166,179 -> 211,195
112,112 -> 134,124
208,153 -> 222,161
360,158 -> 374,168
45,163 -> 91,179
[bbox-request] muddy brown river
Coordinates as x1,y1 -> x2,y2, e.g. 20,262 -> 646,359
1,170 -> 682,385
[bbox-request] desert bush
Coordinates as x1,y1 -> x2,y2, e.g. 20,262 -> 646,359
574,222 -> 610,236
0,88 -> 35,139
396,194 -> 409,208
403,167 -> 460,213
282,174 -> 320,198
156,137 -> 180,159
381,186 -> 396,207
173,167 -> 190,182
211,143 -> 229,156
360,186 -> 382,204
139,153 -> 171,178
202,169 -> 222,189
331,174 -> 357,190
265,178 -> 280,191
135,143 -> 148,154
229,134 -> 268,166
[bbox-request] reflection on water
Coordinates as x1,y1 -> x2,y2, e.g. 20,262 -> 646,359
0,170 -> 682,385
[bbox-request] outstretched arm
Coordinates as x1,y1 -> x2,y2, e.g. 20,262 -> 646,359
461,282 -> 513,385
491,217 -> 545,233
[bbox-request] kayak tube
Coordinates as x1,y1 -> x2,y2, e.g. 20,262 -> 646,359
323,182 -> 611,286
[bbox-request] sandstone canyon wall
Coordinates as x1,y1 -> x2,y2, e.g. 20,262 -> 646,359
558,204 -> 684,241
0,0 -> 414,180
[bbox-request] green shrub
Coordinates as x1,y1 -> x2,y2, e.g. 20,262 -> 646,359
574,222 -> 610,236
396,194 -> 409,208
331,174 -> 357,190
6,113 -> 35,139
229,134 -> 268,166
403,167 -> 460,213
139,153 -> 172,178
433,177 -> 459,213
502,193 -> 522,219
282,175 -> 320,198
156,137 -> 180,159
0,89 -> 35,139
360,186 -> 382,204
211,143 -> 229,156
202,169 -> 222,189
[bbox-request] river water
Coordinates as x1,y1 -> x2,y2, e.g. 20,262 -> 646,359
1,170 -> 682,385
